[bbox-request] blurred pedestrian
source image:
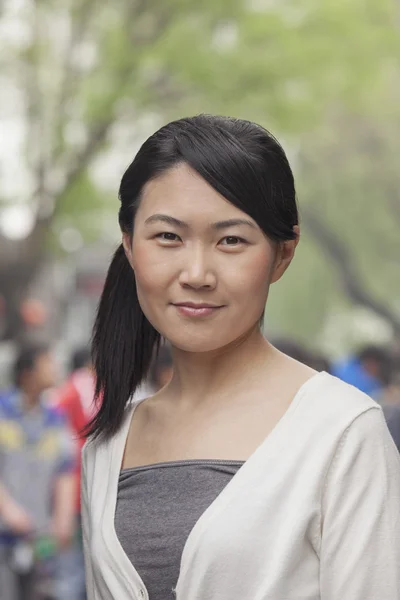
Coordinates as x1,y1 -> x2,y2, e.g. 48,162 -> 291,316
0,344 -> 76,599
57,347 -> 96,511
332,344 -> 391,397
56,347 -> 96,600
379,366 -> 400,452
82,115 -> 400,600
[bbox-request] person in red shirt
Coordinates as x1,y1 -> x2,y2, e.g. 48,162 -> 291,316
56,348 -> 97,600
57,348 -> 96,512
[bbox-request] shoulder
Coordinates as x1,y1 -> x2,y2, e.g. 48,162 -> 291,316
307,371 -> 379,418
317,375 -> 400,467
300,374 -> 399,486
297,372 -> 383,448
321,391 -> 400,496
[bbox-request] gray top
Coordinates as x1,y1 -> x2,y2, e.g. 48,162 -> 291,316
115,459 -> 244,600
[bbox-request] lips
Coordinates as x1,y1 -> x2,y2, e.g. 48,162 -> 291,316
173,302 -> 223,309
172,302 -> 224,318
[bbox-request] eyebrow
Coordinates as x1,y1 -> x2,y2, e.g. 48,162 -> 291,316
144,214 -> 187,228
144,214 -> 257,230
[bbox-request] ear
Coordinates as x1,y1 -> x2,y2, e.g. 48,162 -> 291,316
270,225 -> 300,284
122,233 -> 134,268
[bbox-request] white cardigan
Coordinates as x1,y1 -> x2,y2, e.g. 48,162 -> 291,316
81,372 -> 400,600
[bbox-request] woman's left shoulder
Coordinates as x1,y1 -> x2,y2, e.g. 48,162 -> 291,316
307,374 -> 400,472
304,371 -> 383,434
318,371 -> 379,405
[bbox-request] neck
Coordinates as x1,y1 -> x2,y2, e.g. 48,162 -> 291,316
166,326 -> 279,410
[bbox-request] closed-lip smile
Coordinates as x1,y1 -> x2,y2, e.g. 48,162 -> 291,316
173,302 -> 224,309
171,301 -> 225,318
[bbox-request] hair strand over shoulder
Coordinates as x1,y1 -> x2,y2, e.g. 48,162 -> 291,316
84,244 -> 159,440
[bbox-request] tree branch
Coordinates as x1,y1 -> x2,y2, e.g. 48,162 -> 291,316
53,0 -> 178,199
52,0 -> 99,162
58,119 -> 111,197
302,208 -> 400,334
1,0 -> 182,280
24,1 -> 47,203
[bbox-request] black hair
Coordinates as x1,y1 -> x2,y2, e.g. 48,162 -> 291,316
309,354 -> 331,374
70,347 -> 91,373
357,344 -> 390,364
357,344 -> 393,385
87,114 -> 299,440
13,344 -> 50,388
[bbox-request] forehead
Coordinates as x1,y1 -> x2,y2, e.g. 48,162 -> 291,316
138,164 -> 252,222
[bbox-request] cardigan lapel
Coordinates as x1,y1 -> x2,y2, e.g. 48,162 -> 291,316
97,373 -> 325,598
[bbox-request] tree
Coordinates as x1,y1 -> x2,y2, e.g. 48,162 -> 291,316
266,113 -> 400,347
0,0 -> 398,341
303,113 -> 400,323
0,0 -> 245,339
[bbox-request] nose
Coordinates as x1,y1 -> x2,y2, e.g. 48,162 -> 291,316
178,246 -> 217,290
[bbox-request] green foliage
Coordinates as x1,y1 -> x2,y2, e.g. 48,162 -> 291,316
266,231 -> 337,343
299,116 -> 400,304
1,0 -> 399,346
56,171 -> 109,221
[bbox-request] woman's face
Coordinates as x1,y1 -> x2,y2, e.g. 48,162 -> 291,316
124,164 -> 296,353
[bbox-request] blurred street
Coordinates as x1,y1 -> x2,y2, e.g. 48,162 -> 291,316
1,0 -> 400,598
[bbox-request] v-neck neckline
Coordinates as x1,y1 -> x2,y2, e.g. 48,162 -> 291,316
103,370 -> 328,599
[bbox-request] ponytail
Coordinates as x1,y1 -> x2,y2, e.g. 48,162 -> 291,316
84,244 -> 160,440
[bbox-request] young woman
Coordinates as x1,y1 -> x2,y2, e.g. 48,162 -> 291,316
81,115 -> 400,600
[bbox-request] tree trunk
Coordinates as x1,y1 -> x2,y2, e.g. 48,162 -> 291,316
0,219 -> 51,342
302,208 -> 400,336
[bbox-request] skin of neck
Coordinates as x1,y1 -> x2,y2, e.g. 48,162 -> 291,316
164,324 -> 280,411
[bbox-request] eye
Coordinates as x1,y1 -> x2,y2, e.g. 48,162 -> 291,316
219,236 -> 247,246
156,232 -> 181,242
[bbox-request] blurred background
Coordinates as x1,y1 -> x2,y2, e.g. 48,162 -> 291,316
1,0 -> 400,370
0,0 -> 400,598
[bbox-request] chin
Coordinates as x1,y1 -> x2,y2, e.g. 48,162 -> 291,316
160,327 -> 250,354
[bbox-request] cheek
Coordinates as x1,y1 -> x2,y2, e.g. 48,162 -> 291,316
132,242 -> 170,297
225,251 -> 273,297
